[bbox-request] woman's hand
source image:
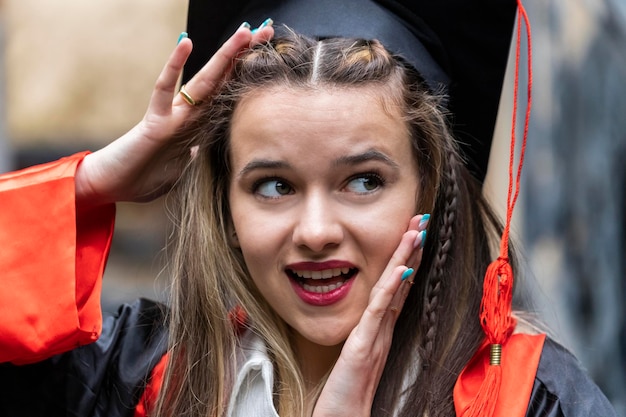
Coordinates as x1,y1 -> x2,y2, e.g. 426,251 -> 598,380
312,214 -> 429,417
75,21 -> 274,206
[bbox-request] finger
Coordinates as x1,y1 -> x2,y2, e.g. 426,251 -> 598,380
404,214 -> 428,270
386,215 -> 429,315
384,213 -> 424,269
352,265 -> 409,345
178,25 -> 254,105
369,212 -> 430,307
377,262 -> 422,347
148,37 -> 193,117
375,214 -> 429,327
370,224 -> 419,300
250,24 -> 275,46
383,216 -> 428,323
383,213 -> 429,284
386,248 -> 423,319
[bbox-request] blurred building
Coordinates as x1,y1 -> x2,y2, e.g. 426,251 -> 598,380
521,1 -> 626,413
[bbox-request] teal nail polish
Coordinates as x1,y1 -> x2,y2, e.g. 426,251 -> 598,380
259,18 -> 274,28
419,213 -> 431,229
252,17 -> 274,33
414,230 -> 427,248
401,268 -> 414,281
240,22 -> 251,30
177,32 -> 188,45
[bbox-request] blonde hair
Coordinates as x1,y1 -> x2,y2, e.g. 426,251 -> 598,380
156,29 -> 504,417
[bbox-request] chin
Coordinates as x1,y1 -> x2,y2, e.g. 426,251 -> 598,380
296,324 -> 353,347
310,335 -> 347,347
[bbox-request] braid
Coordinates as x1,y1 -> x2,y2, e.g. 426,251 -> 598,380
420,146 -> 459,370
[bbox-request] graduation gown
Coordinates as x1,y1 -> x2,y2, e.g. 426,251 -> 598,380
0,154 -> 617,417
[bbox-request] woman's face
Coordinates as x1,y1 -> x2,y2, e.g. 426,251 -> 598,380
228,86 -> 420,349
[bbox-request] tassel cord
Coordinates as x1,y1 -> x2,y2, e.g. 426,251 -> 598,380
464,3 -> 534,417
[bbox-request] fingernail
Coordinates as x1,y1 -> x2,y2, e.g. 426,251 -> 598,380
177,32 -> 188,45
401,268 -> 414,281
414,230 -> 427,248
239,22 -> 251,30
418,213 -> 430,230
252,17 -> 273,34
260,18 -> 274,28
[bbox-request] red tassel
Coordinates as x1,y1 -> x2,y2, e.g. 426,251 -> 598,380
463,362 -> 502,417
462,1 -> 533,416
480,258 -> 515,344
464,257 -> 514,417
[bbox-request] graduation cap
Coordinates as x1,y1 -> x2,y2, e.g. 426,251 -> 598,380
182,0 -> 518,183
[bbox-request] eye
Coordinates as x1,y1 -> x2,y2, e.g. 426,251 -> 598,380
345,173 -> 385,194
254,178 -> 294,198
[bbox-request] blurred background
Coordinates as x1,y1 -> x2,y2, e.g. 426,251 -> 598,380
0,0 -> 624,414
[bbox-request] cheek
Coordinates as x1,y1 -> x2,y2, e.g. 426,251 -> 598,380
365,223 -> 407,267
233,214 -> 289,268
349,201 -> 416,271
235,222 -> 269,257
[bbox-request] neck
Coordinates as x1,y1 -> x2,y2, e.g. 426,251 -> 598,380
292,332 -> 343,417
292,331 -> 343,392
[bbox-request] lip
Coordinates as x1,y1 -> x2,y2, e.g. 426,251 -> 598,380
286,260 -> 356,271
286,260 -> 357,306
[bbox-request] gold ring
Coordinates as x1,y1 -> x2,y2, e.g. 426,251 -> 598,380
389,306 -> 399,314
406,280 -> 414,286
179,84 -> 196,106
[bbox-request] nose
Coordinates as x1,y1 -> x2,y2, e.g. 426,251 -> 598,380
292,191 -> 344,253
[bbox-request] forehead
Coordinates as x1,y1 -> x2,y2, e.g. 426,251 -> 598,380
229,86 -> 410,159
233,84 -> 403,121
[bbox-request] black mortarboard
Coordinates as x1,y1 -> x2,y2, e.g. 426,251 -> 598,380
182,0 -> 517,182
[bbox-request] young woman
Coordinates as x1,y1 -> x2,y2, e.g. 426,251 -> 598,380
0,7 -> 617,417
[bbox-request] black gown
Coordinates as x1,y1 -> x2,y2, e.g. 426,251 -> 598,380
0,299 -> 617,417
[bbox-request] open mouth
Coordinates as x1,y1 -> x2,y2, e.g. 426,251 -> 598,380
286,267 -> 358,294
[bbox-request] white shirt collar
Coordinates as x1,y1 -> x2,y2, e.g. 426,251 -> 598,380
227,330 -> 279,417
226,330 -> 416,417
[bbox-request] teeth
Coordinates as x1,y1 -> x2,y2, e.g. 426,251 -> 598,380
302,280 -> 346,293
292,267 -> 352,280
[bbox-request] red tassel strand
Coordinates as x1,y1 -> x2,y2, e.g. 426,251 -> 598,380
463,1 -> 533,416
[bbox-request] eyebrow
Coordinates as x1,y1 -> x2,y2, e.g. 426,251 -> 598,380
236,149 -> 400,178
236,160 -> 291,178
333,149 -> 400,170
